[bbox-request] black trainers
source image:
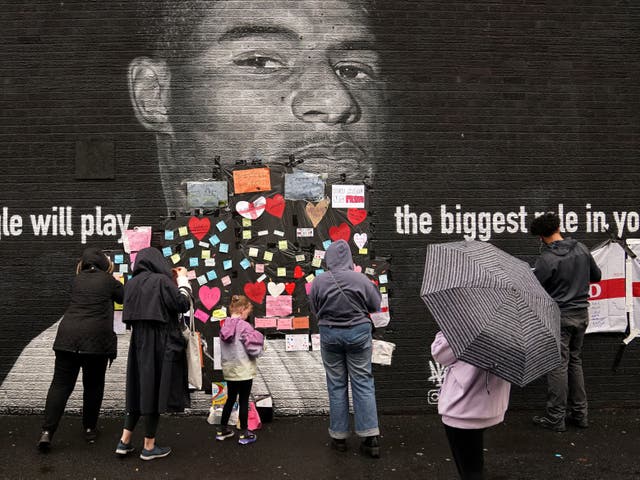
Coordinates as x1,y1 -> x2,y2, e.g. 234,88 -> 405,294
360,435 -> 380,458
115,440 -> 135,456
532,415 -> 566,432
37,430 -> 52,452
330,438 -> 347,452
238,430 -> 257,445
215,426 -> 235,441
566,414 -> 589,428
139,445 -> 171,460
84,428 -> 98,443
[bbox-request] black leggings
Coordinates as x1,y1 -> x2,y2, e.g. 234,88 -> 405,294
220,379 -> 253,430
42,351 -> 108,434
444,424 -> 486,480
123,412 -> 160,439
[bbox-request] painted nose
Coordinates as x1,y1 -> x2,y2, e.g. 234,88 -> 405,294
291,64 -> 361,125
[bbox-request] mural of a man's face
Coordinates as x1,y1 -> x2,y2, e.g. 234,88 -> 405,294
129,0 -> 385,213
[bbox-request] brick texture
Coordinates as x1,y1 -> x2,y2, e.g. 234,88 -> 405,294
1,1 -> 639,416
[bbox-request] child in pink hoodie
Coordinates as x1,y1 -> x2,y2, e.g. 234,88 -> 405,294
216,295 -> 264,445
431,331 -> 511,480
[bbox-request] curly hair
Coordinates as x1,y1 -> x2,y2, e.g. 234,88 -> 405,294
530,212 -> 560,237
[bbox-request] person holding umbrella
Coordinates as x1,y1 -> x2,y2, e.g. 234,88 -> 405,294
530,212 -> 601,432
431,331 -> 511,480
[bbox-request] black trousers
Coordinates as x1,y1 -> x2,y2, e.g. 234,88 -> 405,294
220,379 -> 253,430
444,424 -> 486,480
123,412 -> 160,439
42,351 -> 108,434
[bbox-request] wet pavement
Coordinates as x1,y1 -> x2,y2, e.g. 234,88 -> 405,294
1,408 -> 639,479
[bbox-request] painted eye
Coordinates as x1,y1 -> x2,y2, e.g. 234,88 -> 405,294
334,63 -> 376,82
233,54 -> 286,71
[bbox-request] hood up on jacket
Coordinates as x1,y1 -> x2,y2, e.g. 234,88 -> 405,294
325,239 -> 354,272
133,247 -> 172,278
80,247 -> 111,272
220,316 -> 241,342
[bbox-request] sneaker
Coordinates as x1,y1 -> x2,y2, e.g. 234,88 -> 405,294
215,427 -> 235,441
566,414 -> 589,429
115,440 -> 135,456
360,436 -> 380,458
84,428 -> 98,443
331,438 -> 347,452
238,430 -> 257,445
139,445 -> 172,461
532,415 -> 566,432
37,431 -> 52,452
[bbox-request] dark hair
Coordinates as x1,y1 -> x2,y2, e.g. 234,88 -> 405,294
530,212 -> 560,237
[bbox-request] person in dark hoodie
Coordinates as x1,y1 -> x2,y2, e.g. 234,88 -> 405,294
530,212 -> 601,432
115,247 -> 192,461
38,247 -> 124,451
309,239 -> 382,458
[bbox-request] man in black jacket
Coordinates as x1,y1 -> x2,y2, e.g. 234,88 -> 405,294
530,212 -> 602,432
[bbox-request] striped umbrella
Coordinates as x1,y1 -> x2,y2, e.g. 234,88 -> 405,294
420,240 -> 561,387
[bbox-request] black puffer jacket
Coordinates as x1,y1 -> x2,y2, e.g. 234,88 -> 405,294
53,248 -> 124,358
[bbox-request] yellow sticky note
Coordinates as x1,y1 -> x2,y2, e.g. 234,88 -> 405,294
380,286 -> 387,293
277,267 -> 286,277
305,274 -> 315,283
242,218 -> 252,227
201,250 -> 211,259
359,248 -> 368,255
278,240 -> 288,250
170,253 -> 181,264
242,230 -> 252,240
264,251 -> 274,262
178,226 -> 188,237
311,257 -> 321,268
212,307 -> 227,319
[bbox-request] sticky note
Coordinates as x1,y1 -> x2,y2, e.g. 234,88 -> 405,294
114,254 -> 124,264
197,275 -> 208,286
219,243 -> 229,253
179,226 -> 188,236
221,275 -> 231,286
171,253 -> 181,264
277,267 -> 286,277
189,257 -> 199,267
273,229 -> 284,237
322,239 -> 332,250
240,258 -> 251,270
204,258 -> 216,267
311,257 -> 321,268
264,251 -> 274,261
216,220 -> 227,232
201,250 -> 211,259
295,254 -> 306,262
278,240 -> 288,250
257,230 -> 268,236
305,274 -> 315,283
209,234 -> 220,245
195,309 -> 210,323
242,230 -> 252,240
162,247 -> 172,257
164,230 -> 174,241
359,248 -> 368,255
379,274 -> 388,284
206,270 -> 218,281
315,269 -> 325,276
255,264 -> 265,273
184,239 -> 195,250
249,247 -> 259,257
223,259 -> 233,270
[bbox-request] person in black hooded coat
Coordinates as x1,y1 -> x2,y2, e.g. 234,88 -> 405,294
38,247 -> 124,451
115,247 -> 192,461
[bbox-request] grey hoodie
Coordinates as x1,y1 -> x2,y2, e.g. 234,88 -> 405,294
309,240 -> 381,327
534,238 -> 601,311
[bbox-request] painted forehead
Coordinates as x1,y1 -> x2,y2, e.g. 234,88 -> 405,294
156,0 -> 375,54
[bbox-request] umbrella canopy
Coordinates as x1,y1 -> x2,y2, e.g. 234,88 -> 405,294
421,240 -> 561,387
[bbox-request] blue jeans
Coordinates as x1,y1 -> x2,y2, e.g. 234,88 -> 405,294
319,323 -> 379,439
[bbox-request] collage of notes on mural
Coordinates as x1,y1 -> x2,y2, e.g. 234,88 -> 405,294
108,163 -> 392,390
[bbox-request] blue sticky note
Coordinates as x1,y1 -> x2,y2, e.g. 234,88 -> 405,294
184,239 -> 195,250
164,230 -> 174,241
240,258 -> 251,270
322,239 -> 332,250
219,243 -> 229,254
162,247 -> 172,257
206,270 -> 218,281
209,234 -> 220,245
216,220 -> 228,232
315,269 -> 325,276
197,275 -> 208,286
189,257 -> 199,267
223,259 -> 233,270
114,254 -> 124,264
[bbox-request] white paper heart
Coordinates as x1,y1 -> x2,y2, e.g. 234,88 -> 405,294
236,196 -> 266,220
267,281 -> 285,297
354,233 -> 368,249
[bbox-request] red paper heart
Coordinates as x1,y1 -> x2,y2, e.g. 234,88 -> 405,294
293,266 -> 304,279
188,217 -> 211,241
329,222 -> 351,242
347,208 -> 367,226
198,286 -> 221,310
244,281 -> 266,304
265,194 -> 285,218
285,282 -> 296,295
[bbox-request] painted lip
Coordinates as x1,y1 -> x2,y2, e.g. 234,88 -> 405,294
291,141 -> 367,167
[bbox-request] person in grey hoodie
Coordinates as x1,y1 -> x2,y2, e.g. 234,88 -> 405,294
530,212 -> 601,432
309,239 -> 382,458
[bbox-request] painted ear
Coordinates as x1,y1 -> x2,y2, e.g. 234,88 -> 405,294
128,57 -> 173,134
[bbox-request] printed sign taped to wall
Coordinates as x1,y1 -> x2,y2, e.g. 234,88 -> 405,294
587,241 -> 627,333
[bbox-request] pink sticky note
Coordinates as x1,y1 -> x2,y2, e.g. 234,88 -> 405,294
305,283 -> 312,295
254,317 -> 278,329
194,308 -> 210,323
277,317 -> 293,330
266,295 -> 292,317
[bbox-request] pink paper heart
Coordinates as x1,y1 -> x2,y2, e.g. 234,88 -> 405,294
353,264 -> 362,273
199,286 -> 221,310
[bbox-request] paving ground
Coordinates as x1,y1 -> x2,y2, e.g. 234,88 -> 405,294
1,408 -> 639,479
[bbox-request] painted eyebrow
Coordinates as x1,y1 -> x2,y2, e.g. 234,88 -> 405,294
217,25 -> 300,42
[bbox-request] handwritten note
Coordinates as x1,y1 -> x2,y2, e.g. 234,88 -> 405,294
233,167 -> 271,194
293,316 -> 310,329
267,295 -> 292,317
286,334 -> 310,351
254,317 -> 278,329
